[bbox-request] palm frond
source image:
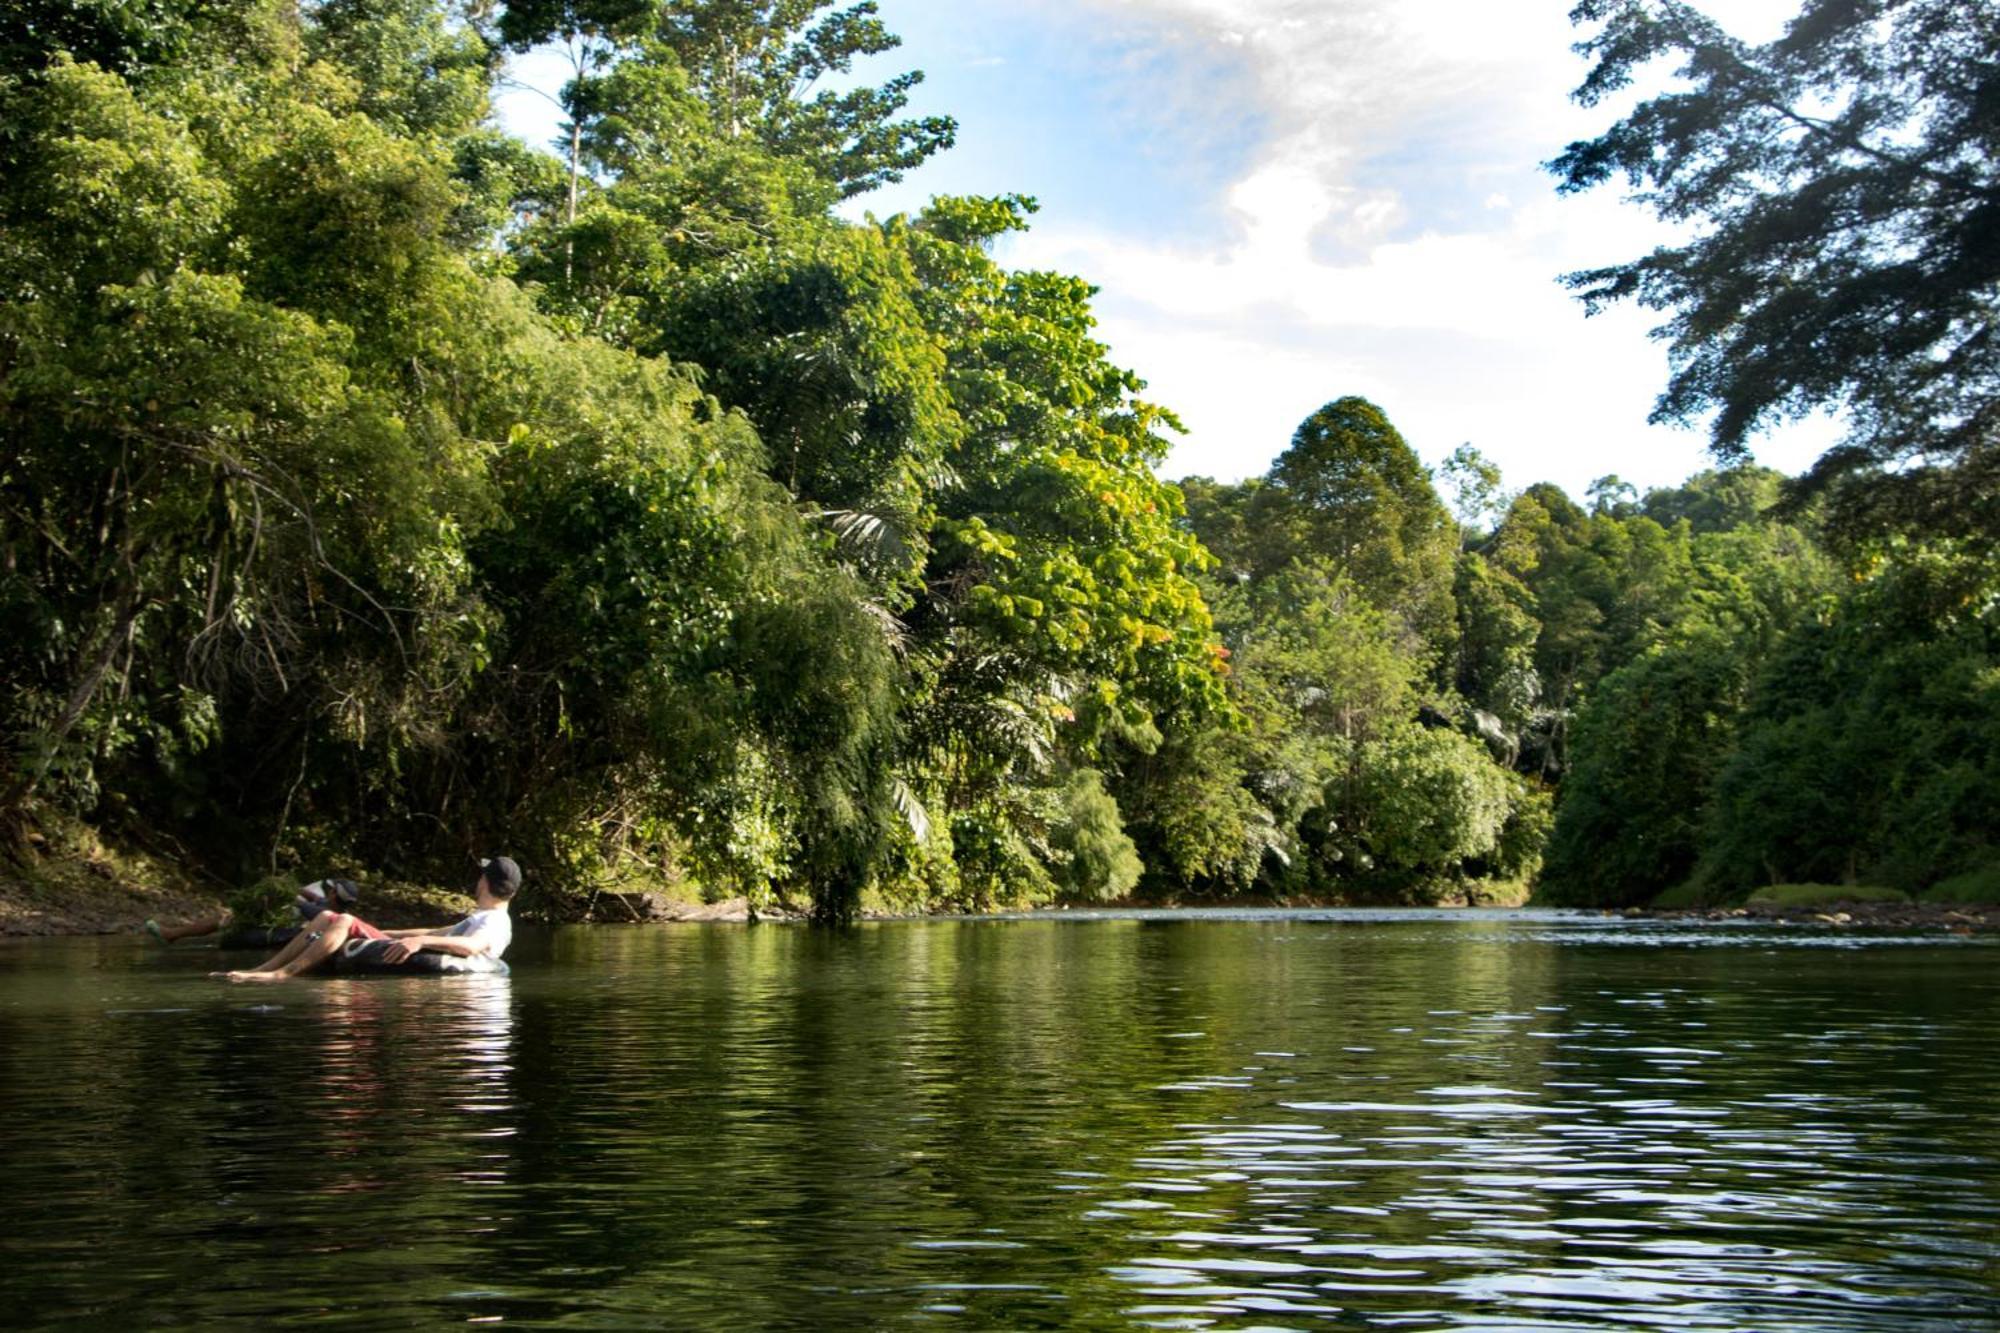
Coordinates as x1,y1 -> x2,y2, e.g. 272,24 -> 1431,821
891,777 -> 931,843
816,507 -> 912,569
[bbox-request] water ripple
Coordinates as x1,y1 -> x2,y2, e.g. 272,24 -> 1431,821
0,916 -> 1996,1328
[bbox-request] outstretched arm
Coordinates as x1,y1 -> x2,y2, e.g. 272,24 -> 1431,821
381,931 -> 492,963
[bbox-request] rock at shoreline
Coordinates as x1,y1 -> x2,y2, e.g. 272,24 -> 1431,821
1641,901 -> 1999,931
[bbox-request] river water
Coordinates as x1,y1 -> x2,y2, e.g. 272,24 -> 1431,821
1,910 -> 1996,1330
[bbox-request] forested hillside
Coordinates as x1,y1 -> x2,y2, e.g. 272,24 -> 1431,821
3,0 -> 1994,920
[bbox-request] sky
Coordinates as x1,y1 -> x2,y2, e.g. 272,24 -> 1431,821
492,0 -> 1840,500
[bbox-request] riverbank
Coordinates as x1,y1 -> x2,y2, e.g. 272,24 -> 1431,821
1637,901 -> 2000,932
7,818 -> 1992,938
0,806 -> 1526,937
0,820 -> 217,937
0,814 -> 807,937
0,857 -> 489,938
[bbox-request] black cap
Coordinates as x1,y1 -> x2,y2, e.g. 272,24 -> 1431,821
479,856 -> 522,898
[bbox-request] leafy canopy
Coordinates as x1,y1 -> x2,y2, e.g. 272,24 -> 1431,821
502,0 -> 954,198
1552,0 -> 2000,539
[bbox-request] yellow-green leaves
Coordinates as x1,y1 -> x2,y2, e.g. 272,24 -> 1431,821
22,60 -> 231,287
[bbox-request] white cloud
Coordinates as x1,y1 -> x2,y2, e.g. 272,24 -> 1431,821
998,0 -> 1837,495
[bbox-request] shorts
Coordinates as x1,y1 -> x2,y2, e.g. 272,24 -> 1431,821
336,914 -> 389,942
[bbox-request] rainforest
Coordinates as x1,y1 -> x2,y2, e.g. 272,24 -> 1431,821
3,0 -> 1996,925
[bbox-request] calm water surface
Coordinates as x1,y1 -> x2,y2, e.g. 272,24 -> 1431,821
1,911 -> 1996,1330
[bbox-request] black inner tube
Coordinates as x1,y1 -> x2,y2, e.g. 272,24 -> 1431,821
329,938 -> 509,976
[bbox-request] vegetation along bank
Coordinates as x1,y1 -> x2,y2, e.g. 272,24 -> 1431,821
3,0 -> 1995,927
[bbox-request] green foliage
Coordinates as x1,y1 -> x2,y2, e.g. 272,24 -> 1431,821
1490,775 -> 1553,885
947,794 -> 1058,911
1113,717 -> 1275,896
1641,466 -> 1784,534
462,322 -> 899,911
1700,547 -> 2000,896
1500,491 -> 1695,712
647,0 -> 957,197
1185,398 -> 1457,677
1217,559 -> 1418,748
0,15 -> 903,922
1268,397 -> 1458,663
8,0 -> 1981,924
1923,867 -> 2000,906
506,0 -> 955,199
227,872 -> 304,928
1554,0 -> 2000,542
1745,884 -> 1910,908
652,220 -> 954,560
1178,477 -> 1305,584
1124,558 -> 1418,896
1170,407 -> 1528,902
1051,769 -> 1141,902
1586,475 -> 1637,519
495,0 -> 653,51
1647,880 -> 1720,911
1440,443 -> 1505,535
0,0 -> 294,81
1,59 -> 488,830
528,76 -> 1232,904
307,0 -> 496,138
1539,633 -> 1756,907
1532,500 -> 1838,907
1447,451 -> 1841,907
909,197 -> 1228,732
0,0 -> 1261,922
1341,726 -> 1515,888
1453,550 -> 1540,734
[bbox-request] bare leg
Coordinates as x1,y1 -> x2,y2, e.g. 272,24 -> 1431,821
211,912 -> 326,974
211,911 -> 342,978
223,913 -> 354,984
158,916 -> 226,943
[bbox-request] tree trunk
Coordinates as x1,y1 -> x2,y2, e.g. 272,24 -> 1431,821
1,582 -> 145,813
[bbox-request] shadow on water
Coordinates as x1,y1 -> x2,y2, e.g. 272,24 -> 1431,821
0,914 -> 1996,1329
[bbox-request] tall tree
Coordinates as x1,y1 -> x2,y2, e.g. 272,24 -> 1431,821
1552,0 -> 2000,540
1269,396 -> 1458,665
1439,443 -> 1505,539
1640,465 -> 1785,533
0,0 -> 292,80
503,0 -> 955,198
648,0 -> 954,196
307,0 -> 497,138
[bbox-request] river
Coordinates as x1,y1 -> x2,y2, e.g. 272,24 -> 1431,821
1,910 -> 1996,1329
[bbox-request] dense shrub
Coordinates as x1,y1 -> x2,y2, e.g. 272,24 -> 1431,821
1539,633 -> 1754,906
1052,769 -> 1142,902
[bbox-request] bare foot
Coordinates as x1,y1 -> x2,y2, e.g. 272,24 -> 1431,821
226,970 -> 291,984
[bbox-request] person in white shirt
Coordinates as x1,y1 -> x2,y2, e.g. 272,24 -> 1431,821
216,857 -> 519,983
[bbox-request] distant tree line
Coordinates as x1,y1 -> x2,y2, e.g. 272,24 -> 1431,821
2,0 -> 1993,917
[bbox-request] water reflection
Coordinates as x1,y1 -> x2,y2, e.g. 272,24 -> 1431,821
0,917 -> 1996,1329
1071,969 -> 2000,1329
0,958 -> 520,1326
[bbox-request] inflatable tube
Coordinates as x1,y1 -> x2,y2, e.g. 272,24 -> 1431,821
329,937 -> 510,977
